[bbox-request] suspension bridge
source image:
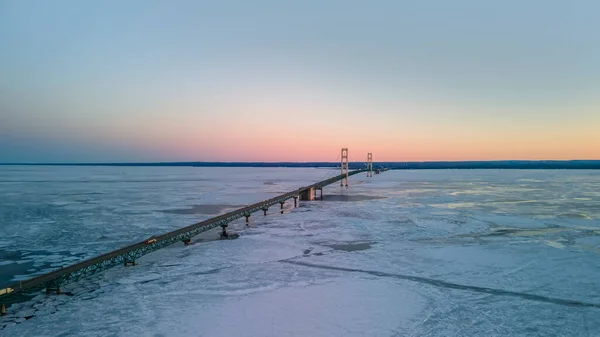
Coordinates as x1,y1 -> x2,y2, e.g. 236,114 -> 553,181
0,149 -> 384,316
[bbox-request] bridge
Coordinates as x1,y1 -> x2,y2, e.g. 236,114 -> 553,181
0,149 -> 383,316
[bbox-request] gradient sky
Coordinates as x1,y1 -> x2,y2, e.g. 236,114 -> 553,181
1,0 -> 598,162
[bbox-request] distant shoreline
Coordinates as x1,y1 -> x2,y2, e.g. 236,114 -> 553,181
1,161 -> 600,170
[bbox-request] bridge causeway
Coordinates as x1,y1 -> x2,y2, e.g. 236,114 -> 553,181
0,167 -> 375,314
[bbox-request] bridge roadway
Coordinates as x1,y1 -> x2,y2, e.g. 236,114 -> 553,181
0,169 -> 365,307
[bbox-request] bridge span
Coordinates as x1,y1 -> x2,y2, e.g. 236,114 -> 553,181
0,167 -> 375,315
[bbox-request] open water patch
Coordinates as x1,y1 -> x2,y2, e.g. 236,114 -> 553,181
325,241 -> 374,252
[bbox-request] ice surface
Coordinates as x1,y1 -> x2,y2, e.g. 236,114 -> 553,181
1,167 -> 600,336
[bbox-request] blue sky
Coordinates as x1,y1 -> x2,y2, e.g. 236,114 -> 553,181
1,0 -> 598,162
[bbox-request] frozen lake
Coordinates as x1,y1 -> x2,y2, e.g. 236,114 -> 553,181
1,166 -> 600,336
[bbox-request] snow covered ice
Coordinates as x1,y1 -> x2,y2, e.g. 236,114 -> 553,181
1,167 -> 600,336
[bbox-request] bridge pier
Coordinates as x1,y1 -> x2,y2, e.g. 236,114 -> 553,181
182,238 -> 191,246
1,303 -> 6,316
279,201 -> 285,214
293,196 -> 298,207
311,187 -> 323,200
220,224 -> 228,238
300,188 -> 314,201
124,260 -> 136,267
262,208 -> 268,216
245,214 -> 250,225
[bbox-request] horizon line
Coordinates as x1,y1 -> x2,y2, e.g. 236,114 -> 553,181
1,159 -> 600,166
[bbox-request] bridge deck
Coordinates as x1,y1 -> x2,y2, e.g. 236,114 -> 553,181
0,169 -> 364,302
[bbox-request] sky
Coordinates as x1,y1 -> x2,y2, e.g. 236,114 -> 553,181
1,0 -> 599,163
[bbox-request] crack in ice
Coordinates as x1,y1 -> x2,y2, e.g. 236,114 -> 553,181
282,260 -> 600,309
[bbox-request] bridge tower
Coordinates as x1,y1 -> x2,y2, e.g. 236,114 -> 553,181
341,148 -> 349,187
367,153 -> 373,177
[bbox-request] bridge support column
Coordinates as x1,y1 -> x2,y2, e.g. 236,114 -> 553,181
1,304 -> 6,316
220,224 -> 228,238
279,201 -> 285,214
300,188 -> 314,201
311,187 -> 323,200
124,260 -> 136,267
245,215 -> 250,225
183,238 -> 191,246
293,196 -> 298,207
263,208 -> 268,216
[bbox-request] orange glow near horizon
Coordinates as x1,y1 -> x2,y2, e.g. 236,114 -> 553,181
112,99 -> 600,163
5,87 -> 597,163
115,105 -> 600,162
